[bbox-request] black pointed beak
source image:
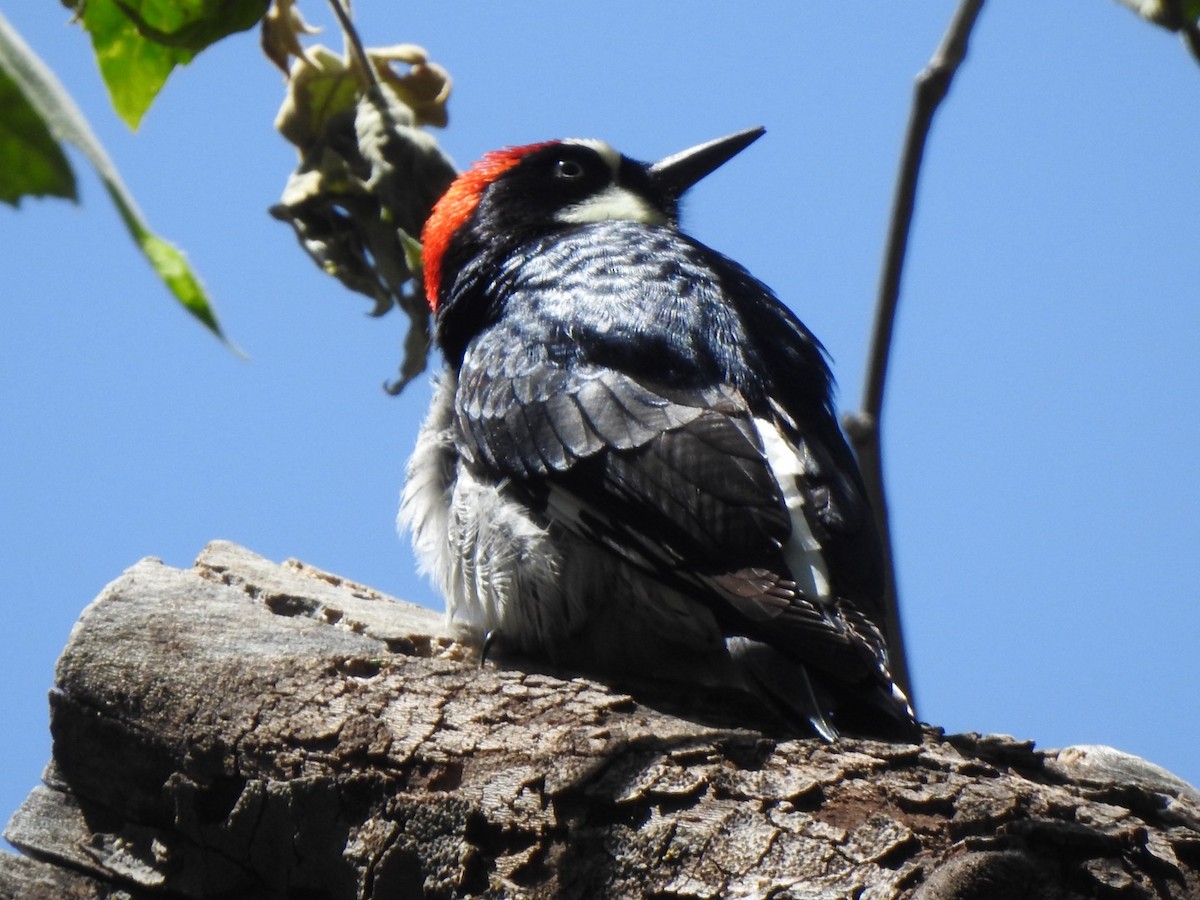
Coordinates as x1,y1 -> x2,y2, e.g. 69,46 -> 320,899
648,127 -> 765,199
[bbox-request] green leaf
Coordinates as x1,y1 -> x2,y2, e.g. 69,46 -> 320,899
74,0 -> 267,129
1114,0 -> 1200,28
113,0 -> 268,51
0,11 -> 232,345
0,66 -> 76,205
103,179 -> 230,341
79,0 -> 192,129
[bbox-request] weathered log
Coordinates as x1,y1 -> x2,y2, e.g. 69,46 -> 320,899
3,541 -> 1199,898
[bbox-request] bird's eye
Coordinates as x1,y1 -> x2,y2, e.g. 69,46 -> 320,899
554,159 -> 586,180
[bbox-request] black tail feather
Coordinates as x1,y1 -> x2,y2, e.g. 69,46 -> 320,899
728,636 -> 919,742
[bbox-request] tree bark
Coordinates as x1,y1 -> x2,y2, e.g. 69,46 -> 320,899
3,541 -> 1199,899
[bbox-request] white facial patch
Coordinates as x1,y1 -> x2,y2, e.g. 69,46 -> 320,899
556,185 -> 668,226
554,139 -> 669,226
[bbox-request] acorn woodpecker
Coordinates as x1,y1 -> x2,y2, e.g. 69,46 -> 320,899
400,127 -> 917,741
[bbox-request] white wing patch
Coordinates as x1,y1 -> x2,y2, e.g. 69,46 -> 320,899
753,417 -> 832,604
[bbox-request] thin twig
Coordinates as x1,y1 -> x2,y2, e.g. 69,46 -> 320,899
844,0 -> 987,715
326,0 -> 380,89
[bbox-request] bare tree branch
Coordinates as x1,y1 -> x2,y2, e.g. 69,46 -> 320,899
844,0 -> 987,716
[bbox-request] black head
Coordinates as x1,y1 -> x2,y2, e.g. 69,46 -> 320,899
422,127 -> 766,312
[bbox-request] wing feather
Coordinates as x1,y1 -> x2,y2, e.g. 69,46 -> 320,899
458,349 -> 839,636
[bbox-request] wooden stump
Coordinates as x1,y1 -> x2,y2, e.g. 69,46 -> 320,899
4,541 -> 1198,898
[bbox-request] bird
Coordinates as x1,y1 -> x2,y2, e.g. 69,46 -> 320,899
399,127 -> 917,741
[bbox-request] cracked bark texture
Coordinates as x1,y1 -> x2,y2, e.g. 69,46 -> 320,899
3,542 -> 1199,899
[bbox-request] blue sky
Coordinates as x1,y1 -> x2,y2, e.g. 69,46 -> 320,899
2,1 -> 1198,830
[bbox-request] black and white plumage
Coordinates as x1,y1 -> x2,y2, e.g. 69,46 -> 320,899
400,128 -> 917,740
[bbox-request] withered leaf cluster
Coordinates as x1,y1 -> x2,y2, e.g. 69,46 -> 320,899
267,0 -> 457,392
